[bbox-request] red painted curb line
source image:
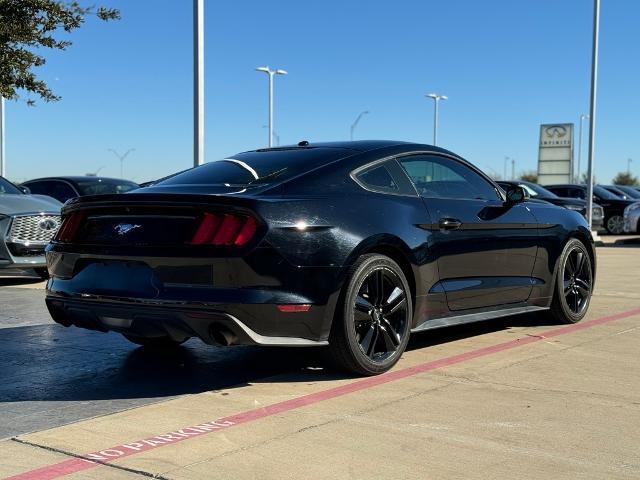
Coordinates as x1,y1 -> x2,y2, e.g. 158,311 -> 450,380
7,306 -> 640,480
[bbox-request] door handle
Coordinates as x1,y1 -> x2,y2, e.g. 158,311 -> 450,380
439,218 -> 462,230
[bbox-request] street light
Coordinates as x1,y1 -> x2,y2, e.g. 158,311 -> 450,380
425,93 -> 447,146
628,158 -> 633,175
108,148 -> 135,178
576,114 -> 589,182
193,0 -> 204,167
255,66 -> 287,148
350,110 -> 369,141
585,0 -> 600,231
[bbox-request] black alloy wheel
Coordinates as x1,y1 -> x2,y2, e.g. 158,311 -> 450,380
329,254 -> 412,375
354,268 -> 408,361
550,238 -> 593,324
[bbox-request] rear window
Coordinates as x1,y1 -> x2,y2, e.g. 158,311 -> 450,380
76,179 -> 139,195
159,148 -> 354,187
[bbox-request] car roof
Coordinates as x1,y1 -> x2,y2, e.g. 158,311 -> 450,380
241,140 -> 452,155
23,176 -> 138,184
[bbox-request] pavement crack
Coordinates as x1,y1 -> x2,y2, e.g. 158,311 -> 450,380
10,437 -> 170,479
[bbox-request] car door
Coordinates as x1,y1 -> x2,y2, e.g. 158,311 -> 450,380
396,154 -> 539,311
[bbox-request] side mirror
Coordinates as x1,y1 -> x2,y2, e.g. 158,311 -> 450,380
18,186 -> 31,195
505,185 -> 529,204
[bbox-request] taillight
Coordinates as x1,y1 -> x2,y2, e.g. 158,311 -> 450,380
190,212 -> 258,246
54,212 -> 84,243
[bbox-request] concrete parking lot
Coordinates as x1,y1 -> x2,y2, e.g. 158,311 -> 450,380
1,237 -> 639,479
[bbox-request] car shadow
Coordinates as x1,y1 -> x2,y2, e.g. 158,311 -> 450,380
0,311 -> 557,404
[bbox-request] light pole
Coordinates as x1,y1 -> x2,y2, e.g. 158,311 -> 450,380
511,158 -> 515,180
262,125 -> 280,146
425,93 -> 447,146
108,148 -> 135,178
0,97 -> 5,178
627,158 -> 633,175
86,166 -> 106,177
484,165 -> 500,179
350,110 -> 369,141
193,0 -> 204,167
577,114 -> 589,182
256,66 -> 287,148
586,0 -> 600,230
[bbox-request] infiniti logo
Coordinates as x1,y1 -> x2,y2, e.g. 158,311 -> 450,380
544,125 -> 567,138
114,223 -> 142,235
38,218 -> 59,231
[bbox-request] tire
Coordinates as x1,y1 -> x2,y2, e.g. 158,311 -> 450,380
548,238 -> 593,324
329,254 -> 413,376
122,334 -> 186,349
34,268 -> 49,280
605,215 -> 625,235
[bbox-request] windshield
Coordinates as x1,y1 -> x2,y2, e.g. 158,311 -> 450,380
158,148 -> 354,187
594,185 -> 621,200
0,177 -> 22,195
518,182 -> 559,199
76,179 -> 139,195
613,185 -> 640,199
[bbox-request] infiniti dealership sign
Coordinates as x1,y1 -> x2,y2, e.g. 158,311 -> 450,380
537,123 -> 574,185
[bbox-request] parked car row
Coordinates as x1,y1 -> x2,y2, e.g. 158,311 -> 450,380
497,181 -> 605,231
22,176 -> 139,203
497,180 -> 640,235
543,184 -> 639,235
0,176 -> 139,277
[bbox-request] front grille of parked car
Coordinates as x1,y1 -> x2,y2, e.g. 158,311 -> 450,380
7,214 -> 61,244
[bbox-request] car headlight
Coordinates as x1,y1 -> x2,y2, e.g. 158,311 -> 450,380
564,204 -> 583,212
624,202 -> 640,215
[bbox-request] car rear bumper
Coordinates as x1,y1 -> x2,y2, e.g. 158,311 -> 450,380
45,297 -> 329,346
45,248 -> 342,345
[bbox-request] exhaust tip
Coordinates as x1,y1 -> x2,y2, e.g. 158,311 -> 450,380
209,325 -> 237,346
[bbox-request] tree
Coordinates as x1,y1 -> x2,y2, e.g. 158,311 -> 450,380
580,172 -> 597,185
612,172 -> 639,186
0,1 -> 120,105
519,171 -> 537,183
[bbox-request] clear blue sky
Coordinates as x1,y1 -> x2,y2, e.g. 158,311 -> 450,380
5,0 -> 639,184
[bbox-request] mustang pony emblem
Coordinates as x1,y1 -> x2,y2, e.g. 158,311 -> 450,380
114,223 -> 142,235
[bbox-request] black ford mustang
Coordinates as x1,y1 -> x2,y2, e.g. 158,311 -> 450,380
45,141 -> 595,375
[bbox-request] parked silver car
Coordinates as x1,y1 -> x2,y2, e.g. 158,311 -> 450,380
0,176 -> 62,277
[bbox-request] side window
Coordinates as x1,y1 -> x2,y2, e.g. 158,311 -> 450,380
570,188 -> 586,200
50,182 -> 77,202
355,163 -> 399,194
398,155 -> 498,200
